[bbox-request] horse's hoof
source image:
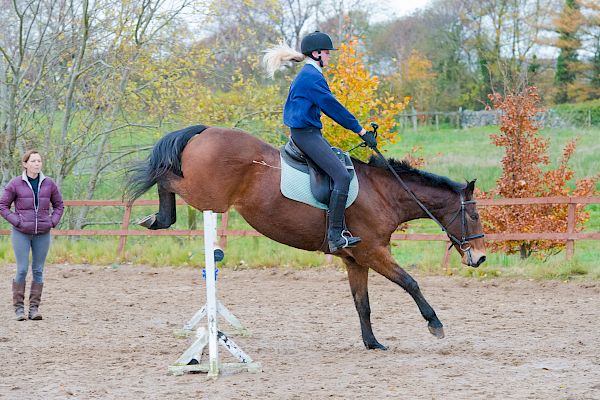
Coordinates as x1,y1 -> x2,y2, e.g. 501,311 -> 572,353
428,324 -> 445,339
138,214 -> 156,229
365,341 -> 388,350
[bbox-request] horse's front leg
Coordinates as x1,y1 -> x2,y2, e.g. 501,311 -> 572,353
341,256 -> 388,350
354,248 -> 445,339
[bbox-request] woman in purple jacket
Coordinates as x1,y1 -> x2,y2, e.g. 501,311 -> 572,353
0,150 -> 64,321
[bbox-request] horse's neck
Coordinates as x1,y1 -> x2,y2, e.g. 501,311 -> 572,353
397,182 -> 456,225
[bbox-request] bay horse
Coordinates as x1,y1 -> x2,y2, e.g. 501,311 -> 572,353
126,125 -> 486,350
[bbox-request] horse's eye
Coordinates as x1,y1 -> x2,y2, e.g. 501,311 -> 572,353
471,213 -> 479,221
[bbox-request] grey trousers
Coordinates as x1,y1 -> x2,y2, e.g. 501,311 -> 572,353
11,227 -> 51,284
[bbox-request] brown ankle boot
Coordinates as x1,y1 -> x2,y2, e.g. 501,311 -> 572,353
28,281 -> 44,320
12,280 -> 26,321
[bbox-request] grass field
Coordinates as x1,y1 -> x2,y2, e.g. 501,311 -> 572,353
389,125 -> 600,192
1,125 -> 598,279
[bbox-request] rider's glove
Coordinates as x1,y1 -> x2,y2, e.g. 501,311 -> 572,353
361,131 -> 378,149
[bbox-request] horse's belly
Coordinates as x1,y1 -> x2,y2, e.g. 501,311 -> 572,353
234,202 -> 326,252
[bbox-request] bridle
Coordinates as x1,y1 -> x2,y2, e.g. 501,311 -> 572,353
443,192 -> 485,251
349,123 -> 485,251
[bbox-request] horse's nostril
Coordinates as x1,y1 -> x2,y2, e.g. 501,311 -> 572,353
476,256 -> 486,267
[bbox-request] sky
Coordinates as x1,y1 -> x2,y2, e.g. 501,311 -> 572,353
374,0 -> 432,20
387,0 -> 431,15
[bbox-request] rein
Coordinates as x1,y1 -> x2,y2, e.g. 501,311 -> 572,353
348,124 -> 484,249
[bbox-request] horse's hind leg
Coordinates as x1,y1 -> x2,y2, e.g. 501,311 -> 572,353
139,184 -> 176,229
342,256 -> 387,350
354,247 -> 445,340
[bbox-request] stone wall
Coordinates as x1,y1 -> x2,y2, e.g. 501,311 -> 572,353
459,109 -> 568,129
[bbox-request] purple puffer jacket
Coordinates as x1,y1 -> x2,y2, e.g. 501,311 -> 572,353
0,172 -> 64,235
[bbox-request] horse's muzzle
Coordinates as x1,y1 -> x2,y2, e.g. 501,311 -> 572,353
471,255 -> 486,268
462,248 -> 486,268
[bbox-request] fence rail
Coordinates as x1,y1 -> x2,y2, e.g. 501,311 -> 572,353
1,197 -> 599,265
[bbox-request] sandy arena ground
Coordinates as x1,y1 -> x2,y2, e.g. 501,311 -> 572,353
1,263 -> 599,399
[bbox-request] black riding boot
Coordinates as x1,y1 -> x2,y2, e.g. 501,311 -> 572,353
328,189 -> 361,252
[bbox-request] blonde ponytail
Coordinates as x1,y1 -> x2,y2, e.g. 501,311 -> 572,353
262,41 -> 305,78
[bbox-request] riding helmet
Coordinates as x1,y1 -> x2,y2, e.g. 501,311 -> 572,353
300,31 -> 336,55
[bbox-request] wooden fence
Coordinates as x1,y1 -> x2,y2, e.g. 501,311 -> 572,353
1,197 -> 599,267
398,109 -> 462,131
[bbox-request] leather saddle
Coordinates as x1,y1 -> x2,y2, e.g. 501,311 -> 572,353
280,138 -> 355,205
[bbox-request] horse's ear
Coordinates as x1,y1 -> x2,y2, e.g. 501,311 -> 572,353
465,179 -> 476,198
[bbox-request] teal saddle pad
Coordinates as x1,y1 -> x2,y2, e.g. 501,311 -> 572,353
279,156 -> 359,210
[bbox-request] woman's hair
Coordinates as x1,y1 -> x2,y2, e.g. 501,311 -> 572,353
22,150 -> 40,163
262,41 -> 305,78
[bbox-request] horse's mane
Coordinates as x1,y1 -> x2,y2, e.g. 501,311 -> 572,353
362,156 -> 465,192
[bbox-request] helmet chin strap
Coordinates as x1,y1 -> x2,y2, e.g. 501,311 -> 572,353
309,51 -> 324,67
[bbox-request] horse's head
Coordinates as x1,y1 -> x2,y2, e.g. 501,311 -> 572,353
443,179 -> 486,268
365,155 -> 487,267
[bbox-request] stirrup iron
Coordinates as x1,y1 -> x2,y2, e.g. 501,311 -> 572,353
329,230 -> 361,252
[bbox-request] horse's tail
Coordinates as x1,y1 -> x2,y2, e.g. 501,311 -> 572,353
125,125 -> 208,202
262,41 -> 305,78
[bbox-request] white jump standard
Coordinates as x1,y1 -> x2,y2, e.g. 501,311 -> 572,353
168,211 -> 260,377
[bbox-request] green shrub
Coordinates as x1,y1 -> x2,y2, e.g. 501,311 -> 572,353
552,100 -> 600,126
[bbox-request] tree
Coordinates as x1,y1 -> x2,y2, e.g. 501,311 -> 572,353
553,0 -> 584,103
424,0 -> 478,110
0,0 -> 72,186
275,0 -> 320,48
199,0 -> 281,89
323,37 -> 409,159
1,0 -> 196,228
317,0 -> 372,44
580,0 -> 600,97
69,0 -> 194,229
367,0 -> 557,111
459,0 -> 558,102
388,49 -> 437,111
593,43 -> 600,96
479,86 -> 599,258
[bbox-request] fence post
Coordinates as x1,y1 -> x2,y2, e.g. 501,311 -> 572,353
187,206 -> 197,230
566,202 -> 576,259
435,113 -> 439,130
411,106 -> 417,131
118,203 -> 132,259
219,211 -> 229,250
441,241 -> 452,274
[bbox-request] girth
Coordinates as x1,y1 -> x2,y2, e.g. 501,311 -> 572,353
280,138 -> 355,205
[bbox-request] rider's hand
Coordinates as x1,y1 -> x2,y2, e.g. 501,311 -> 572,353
361,131 -> 378,149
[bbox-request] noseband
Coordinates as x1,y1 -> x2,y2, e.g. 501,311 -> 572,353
370,147 -> 484,250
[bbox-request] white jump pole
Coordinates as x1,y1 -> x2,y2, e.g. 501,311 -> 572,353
169,211 -> 260,378
204,210 -> 219,374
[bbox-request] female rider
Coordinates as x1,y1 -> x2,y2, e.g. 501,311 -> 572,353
263,31 -> 377,252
